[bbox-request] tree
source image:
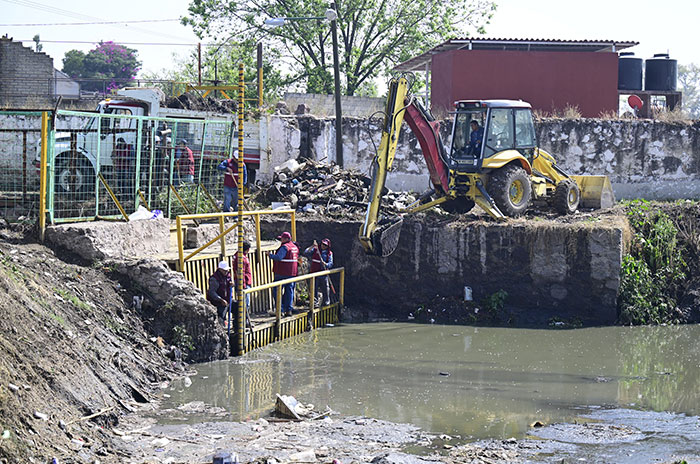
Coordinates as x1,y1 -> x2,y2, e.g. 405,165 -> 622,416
678,64 -> 700,118
183,0 -> 496,96
32,34 -> 42,52
143,41 -> 286,104
61,41 -> 142,92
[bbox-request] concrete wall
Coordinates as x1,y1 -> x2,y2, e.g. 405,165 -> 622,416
430,50 -> 619,118
263,114 -> 700,199
537,119 -> 700,200
282,92 -> 385,118
0,38 -> 54,109
262,217 -> 630,325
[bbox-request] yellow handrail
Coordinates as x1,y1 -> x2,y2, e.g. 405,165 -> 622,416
176,209 -> 296,271
242,268 -> 344,293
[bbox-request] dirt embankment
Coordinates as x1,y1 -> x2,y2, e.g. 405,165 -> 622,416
0,229 -> 181,463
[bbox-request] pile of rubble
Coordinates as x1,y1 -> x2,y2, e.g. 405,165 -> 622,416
165,92 -> 238,113
257,159 -> 417,219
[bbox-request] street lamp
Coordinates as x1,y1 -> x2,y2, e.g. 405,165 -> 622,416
264,6 -> 344,166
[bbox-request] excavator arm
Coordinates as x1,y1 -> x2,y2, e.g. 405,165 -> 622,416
359,77 -> 409,256
359,76 -> 452,256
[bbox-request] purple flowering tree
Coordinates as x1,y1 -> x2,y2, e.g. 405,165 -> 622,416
62,41 -> 142,93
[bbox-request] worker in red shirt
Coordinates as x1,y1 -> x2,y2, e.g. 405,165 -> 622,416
175,139 -> 195,185
233,241 -> 253,327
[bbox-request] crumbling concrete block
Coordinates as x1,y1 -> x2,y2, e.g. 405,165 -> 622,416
45,218 -> 170,261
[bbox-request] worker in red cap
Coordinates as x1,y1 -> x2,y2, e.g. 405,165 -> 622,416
304,238 -> 334,306
269,231 -> 299,316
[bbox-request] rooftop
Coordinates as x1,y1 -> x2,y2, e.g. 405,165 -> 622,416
393,37 -> 639,72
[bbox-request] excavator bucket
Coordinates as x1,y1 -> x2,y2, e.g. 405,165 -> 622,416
570,175 -> 616,209
370,217 -> 404,257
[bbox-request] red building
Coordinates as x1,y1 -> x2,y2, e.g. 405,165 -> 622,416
393,38 -> 638,118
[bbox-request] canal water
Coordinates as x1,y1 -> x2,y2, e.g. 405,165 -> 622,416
160,323 -> 699,457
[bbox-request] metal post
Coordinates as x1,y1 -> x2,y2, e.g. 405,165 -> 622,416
194,121 -> 208,214
236,63 -> 246,356
290,211 -> 297,241
219,215 -> 226,256
176,215 -> 184,272
330,3 -> 343,166
275,286 -> 282,339
257,42 -> 263,108
254,214 -> 262,263
198,43 -> 202,86
39,111 -> 48,242
134,119 -> 143,211
95,111 -> 102,218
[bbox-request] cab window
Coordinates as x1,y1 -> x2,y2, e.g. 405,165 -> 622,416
514,109 -> 536,148
484,108 -> 514,157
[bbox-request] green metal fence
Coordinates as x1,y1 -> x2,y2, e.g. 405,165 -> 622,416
48,110 -> 239,223
0,111 -> 45,224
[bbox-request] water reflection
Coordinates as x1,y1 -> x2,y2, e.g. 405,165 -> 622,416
161,323 -> 700,439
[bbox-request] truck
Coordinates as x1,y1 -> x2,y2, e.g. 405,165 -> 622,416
44,88 -> 260,193
359,76 -> 615,257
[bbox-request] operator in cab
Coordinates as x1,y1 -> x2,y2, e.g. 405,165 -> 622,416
468,120 -> 484,156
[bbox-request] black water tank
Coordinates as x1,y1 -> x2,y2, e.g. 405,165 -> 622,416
618,52 -> 643,90
645,53 -> 677,91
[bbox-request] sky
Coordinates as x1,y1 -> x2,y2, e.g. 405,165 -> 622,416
1,0 -> 698,80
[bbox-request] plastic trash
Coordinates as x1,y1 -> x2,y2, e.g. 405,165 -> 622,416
128,205 -> 153,221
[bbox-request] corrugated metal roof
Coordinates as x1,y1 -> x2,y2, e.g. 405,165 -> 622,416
393,37 -> 639,72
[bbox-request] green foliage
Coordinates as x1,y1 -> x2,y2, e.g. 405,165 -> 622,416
55,288 -> 92,312
32,34 -> 42,52
62,41 -> 141,92
183,0 -> 496,96
157,184 -> 219,217
142,42 -> 284,102
618,200 -> 687,325
172,325 -> 195,354
678,63 -> 700,119
481,289 -> 508,314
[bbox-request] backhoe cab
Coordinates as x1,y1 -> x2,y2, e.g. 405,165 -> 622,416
358,76 -> 615,257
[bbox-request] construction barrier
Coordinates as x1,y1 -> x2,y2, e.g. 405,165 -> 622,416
0,110 -> 45,224
47,110 -> 242,223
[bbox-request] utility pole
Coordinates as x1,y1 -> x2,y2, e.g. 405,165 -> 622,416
330,2 -> 343,166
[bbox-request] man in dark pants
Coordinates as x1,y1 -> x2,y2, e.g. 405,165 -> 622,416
269,231 -> 299,317
304,238 -> 334,307
207,261 -> 232,323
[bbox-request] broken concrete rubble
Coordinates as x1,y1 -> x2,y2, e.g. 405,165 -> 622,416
255,159 -> 417,219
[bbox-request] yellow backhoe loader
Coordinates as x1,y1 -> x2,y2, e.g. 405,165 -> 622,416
359,76 -> 615,257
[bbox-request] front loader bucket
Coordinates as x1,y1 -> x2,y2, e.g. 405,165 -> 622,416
571,175 -> 615,209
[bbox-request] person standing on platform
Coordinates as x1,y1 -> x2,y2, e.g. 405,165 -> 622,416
269,231 -> 299,317
304,238 -> 334,306
217,151 -> 247,212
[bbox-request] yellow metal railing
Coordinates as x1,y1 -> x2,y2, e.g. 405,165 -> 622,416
243,267 -> 344,350
174,209 -> 297,272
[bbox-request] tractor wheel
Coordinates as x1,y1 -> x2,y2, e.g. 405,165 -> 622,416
441,198 -> 475,214
487,164 -> 531,217
553,179 -> 580,215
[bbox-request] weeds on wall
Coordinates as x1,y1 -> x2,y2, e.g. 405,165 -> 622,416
618,200 -> 687,324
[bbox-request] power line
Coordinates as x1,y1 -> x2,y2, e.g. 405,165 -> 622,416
14,39 -> 232,47
0,19 -> 180,26
0,0 -> 192,41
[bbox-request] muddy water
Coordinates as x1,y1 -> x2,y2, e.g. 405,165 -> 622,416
161,323 -> 699,443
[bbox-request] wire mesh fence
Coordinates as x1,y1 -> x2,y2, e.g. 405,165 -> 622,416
0,110 -> 44,224
48,110 -> 241,223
